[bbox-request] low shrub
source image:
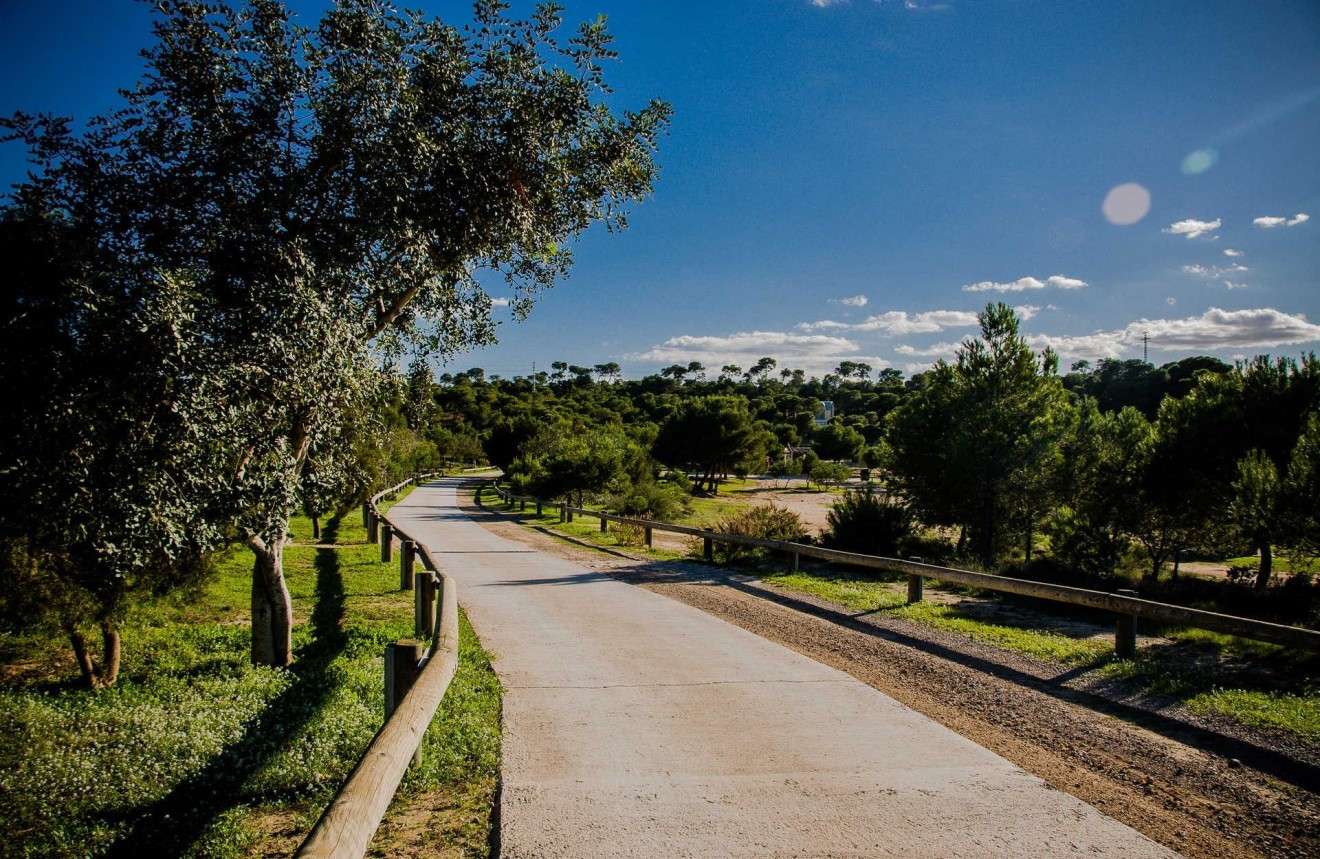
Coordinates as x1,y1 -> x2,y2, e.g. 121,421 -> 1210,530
823,489 -> 914,558
808,461 -> 851,487
608,478 -> 689,521
708,504 -> 808,564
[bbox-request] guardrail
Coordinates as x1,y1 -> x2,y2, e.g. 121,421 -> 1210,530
295,473 -> 456,859
480,481 -> 1320,658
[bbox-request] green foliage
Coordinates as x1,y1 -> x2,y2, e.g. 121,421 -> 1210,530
0,517 -> 501,858
811,420 -> 866,462
607,476 -> 690,521
653,395 -> 771,494
886,303 -> 1072,564
509,422 -> 635,506
3,0 -> 669,668
1284,414 -> 1320,557
824,489 -> 914,557
708,505 -> 808,564
1230,449 -> 1281,589
808,461 -> 852,486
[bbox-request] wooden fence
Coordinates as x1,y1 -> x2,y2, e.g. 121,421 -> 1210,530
295,474 -> 458,859
481,482 -> 1320,658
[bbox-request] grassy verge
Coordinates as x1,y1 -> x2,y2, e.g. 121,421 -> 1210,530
0,510 -> 500,859
761,567 -> 1319,743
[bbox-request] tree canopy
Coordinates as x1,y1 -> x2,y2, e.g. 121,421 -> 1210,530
2,0 -> 669,670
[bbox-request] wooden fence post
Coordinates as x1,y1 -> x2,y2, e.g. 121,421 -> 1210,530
367,510 -> 379,544
380,524 -> 393,564
703,537 -> 714,562
400,540 -> 416,591
791,552 -> 800,573
536,500 -> 543,516
600,515 -> 608,533
567,507 -> 574,523
384,640 -> 424,719
559,504 -> 566,523
1115,588 -> 1138,658
415,573 -> 436,639
644,526 -> 653,548
907,574 -> 924,604
362,501 -> 370,528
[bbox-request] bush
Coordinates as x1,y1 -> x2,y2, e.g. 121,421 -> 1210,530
708,504 -> 808,564
608,478 -> 689,521
823,489 -> 914,558
808,461 -> 851,487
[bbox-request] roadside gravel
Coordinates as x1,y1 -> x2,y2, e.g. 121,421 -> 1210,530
461,495 -> 1320,859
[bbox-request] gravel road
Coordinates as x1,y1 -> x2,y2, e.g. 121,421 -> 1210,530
463,494 -> 1320,859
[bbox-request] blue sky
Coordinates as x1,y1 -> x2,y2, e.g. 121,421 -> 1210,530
3,0 -> 1318,379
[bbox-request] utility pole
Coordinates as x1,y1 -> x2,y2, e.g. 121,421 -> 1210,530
1142,333 -> 1149,364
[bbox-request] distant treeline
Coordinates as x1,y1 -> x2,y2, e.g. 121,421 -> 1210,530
393,305 -> 1319,628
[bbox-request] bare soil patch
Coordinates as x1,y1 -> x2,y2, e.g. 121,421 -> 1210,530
460,489 -> 1320,859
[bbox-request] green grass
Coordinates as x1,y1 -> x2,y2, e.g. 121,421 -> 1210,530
763,571 -> 908,612
0,511 -> 501,859
889,602 -> 1113,666
1217,554 -> 1318,575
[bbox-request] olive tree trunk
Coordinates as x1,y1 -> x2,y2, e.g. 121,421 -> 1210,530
1254,543 -> 1274,591
67,620 -> 122,690
250,539 -> 293,667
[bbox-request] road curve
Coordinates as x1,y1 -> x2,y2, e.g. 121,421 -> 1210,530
389,478 -> 1179,859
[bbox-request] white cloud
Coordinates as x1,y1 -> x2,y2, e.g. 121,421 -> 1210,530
632,330 -> 856,362
1182,262 -> 1248,281
1015,305 -> 1041,321
830,295 -> 869,307
489,297 -> 511,307
962,274 -> 1087,293
1224,248 -> 1244,257
895,341 -> 961,358
963,276 -> 1044,293
800,309 -> 979,335
810,0 -> 846,6
1224,281 -> 1249,290
1027,307 -> 1320,359
1254,213 -> 1310,228
1162,218 -> 1221,239
1167,298 -> 1177,306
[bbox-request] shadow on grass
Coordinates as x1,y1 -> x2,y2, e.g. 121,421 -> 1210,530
103,517 -> 349,857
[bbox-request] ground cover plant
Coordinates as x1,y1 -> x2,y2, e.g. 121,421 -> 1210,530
0,509 -> 501,859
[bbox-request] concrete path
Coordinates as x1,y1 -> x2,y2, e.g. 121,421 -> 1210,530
390,479 -> 1179,858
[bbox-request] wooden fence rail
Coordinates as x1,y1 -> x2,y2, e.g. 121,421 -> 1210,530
295,473 -> 456,859
484,482 -> 1320,657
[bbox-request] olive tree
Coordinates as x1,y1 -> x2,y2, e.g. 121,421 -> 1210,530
3,0 -> 669,666
0,213 -> 224,688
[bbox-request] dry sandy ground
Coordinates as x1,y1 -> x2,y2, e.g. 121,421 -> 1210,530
461,491 -> 1320,859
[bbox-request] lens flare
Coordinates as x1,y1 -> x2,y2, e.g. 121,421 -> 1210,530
1181,148 -> 1218,175
1102,182 -> 1151,226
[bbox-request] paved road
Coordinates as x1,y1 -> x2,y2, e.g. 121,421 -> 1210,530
390,479 -> 1179,858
